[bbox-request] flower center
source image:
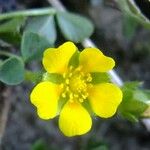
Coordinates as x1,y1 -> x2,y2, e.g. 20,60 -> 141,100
61,66 -> 92,103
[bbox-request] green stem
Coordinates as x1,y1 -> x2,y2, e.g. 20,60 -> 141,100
0,60 -> 2,66
0,50 -> 16,57
0,8 -> 56,20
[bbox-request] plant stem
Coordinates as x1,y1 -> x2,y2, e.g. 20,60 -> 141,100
0,8 -> 56,20
0,50 -> 16,58
0,60 -> 2,66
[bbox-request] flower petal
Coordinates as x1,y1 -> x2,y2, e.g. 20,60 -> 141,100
79,48 -> 115,72
59,102 -> 92,137
43,41 -> 77,74
88,83 -> 122,118
30,81 -> 62,120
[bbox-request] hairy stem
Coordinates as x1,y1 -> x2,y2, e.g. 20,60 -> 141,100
0,8 -> 56,20
0,50 -> 16,58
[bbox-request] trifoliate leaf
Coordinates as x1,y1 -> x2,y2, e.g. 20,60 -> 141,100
123,81 -> 143,90
56,11 -> 94,43
25,15 -> 56,45
0,57 -> 25,85
31,139 -> 47,150
117,0 -> 150,29
21,31 -> 50,62
0,17 -> 26,44
0,17 -> 26,33
118,82 -> 149,122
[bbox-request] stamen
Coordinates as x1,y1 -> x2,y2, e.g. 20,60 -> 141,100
85,93 -> 89,97
76,66 -> 82,71
79,98 -> 84,103
69,73 -> 73,77
66,86 -> 69,91
63,73 -> 66,78
65,79 -> 69,84
87,76 -> 92,82
74,94 -> 79,98
62,92 -> 66,98
82,94 -> 87,99
61,66 -> 92,104
69,66 -> 73,71
69,93 -> 73,99
86,73 -> 92,82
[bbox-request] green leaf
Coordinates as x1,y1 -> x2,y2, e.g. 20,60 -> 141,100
121,112 -> 138,122
133,90 -> 149,102
123,81 -> 142,90
21,31 -> 50,62
143,90 -> 150,100
0,57 -> 25,85
118,83 -> 149,122
43,72 -> 64,84
0,17 -> 26,44
0,32 -> 21,45
117,0 -> 150,29
124,96 -> 147,115
25,15 -> 56,45
31,139 -> 47,150
56,11 -> 94,43
85,137 -> 108,150
0,17 -> 26,33
91,72 -> 110,84
0,60 -> 2,66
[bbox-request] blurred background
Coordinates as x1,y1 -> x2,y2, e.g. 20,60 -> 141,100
0,0 -> 150,150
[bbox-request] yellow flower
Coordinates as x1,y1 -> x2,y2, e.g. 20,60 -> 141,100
30,41 -> 122,137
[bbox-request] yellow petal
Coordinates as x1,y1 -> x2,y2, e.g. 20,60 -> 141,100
43,41 -> 77,74
79,48 -> 115,72
30,82 -> 62,120
88,83 -> 122,118
59,102 -> 92,137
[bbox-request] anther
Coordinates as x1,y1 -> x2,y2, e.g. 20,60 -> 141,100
69,66 -> 73,71
87,77 -> 92,82
79,98 -> 84,103
74,94 -> 79,98
69,93 -> 73,99
65,79 -> 69,84
82,94 -> 87,99
69,73 -> 73,77
63,73 -> 66,78
66,86 -> 69,91
76,66 -> 82,71
86,74 -> 92,82
85,93 -> 89,97
62,93 -> 66,98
